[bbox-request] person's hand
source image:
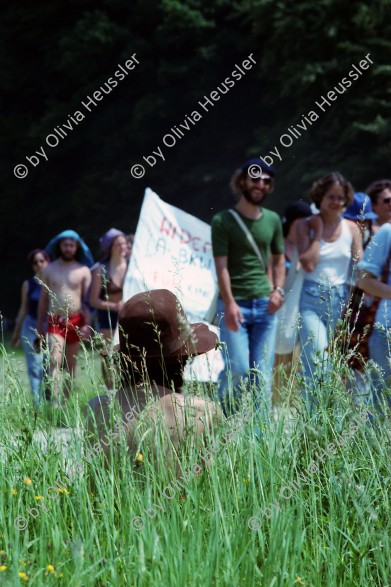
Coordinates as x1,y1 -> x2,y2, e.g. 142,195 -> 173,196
11,333 -> 20,348
306,215 -> 323,238
33,336 -> 47,352
268,290 -> 284,313
224,301 -> 243,332
115,301 -> 124,312
79,324 -> 92,340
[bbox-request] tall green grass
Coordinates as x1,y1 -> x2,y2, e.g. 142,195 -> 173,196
0,331 -> 390,586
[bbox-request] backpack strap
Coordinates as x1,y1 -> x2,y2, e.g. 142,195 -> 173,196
228,209 -> 265,272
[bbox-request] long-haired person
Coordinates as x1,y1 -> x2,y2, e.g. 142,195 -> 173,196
297,172 -> 362,406
89,228 -> 128,387
11,249 -> 50,408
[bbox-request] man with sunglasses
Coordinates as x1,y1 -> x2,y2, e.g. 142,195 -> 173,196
212,158 -> 285,417
366,179 -> 391,229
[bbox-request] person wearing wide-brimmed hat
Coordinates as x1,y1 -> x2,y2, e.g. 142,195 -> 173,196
85,289 -> 222,470
37,230 -> 93,404
89,228 -> 128,386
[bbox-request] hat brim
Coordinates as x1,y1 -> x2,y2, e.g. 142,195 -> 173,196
343,212 -> 378,220
115,322 -> 217,360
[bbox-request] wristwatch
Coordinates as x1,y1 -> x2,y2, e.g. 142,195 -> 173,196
274,286 -> 285,297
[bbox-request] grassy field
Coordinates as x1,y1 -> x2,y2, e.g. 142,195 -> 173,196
1,332 -> 390,587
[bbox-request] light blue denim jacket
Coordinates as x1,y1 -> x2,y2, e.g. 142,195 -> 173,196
357,223 -> 391,327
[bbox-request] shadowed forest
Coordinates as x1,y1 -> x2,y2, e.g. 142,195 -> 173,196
2,0 -> 390,316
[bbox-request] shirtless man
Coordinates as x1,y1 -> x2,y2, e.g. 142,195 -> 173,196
37,230 -> 93,401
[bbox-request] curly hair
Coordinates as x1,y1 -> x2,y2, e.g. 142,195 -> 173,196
365,179 -> 391,204
308,172 -> 354,207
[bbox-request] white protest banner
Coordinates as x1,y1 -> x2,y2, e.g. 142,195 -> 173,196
123,188 -> 218,323
122,189 -> 223,381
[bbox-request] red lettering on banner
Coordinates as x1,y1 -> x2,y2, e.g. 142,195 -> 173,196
159,215 -> 210,252
180,229 -> 191,244
160,216 -> 172,236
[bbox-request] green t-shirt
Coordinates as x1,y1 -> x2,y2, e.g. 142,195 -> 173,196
211,208 -> 284,300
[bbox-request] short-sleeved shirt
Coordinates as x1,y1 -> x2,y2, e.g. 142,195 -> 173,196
357,223 -> 391,327
211,208 -> 284,300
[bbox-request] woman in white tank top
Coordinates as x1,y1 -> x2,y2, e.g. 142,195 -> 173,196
296,172 -> 362,408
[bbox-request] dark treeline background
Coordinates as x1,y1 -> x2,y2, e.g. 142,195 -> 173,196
1,0 -> 390,317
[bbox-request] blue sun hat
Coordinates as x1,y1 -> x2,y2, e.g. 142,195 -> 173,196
45,229 -> 94,267
343,192 -> 377,221
240,157 -> 275,177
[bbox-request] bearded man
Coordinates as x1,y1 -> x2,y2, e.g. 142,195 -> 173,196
37,230 -> 93,403
211,158 -> 285,416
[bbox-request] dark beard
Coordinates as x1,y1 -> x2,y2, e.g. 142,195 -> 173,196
59,251 -> 77,262
242,187 -> 265,206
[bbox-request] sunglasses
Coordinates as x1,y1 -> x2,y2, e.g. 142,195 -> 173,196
249,176 -> 272,185
382,197 -> 391,204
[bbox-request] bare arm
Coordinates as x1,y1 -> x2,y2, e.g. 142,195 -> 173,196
268,254 -> 285,313
11,281 -> 29,347
214,256 -> 243,332
89,266 -> 121,312
358,270 -> 391,298
348,221 -> 363,263
80,267 -> 92,325
297,216 -> 323,273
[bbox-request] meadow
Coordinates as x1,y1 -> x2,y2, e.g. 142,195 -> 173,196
1,331 -> 390,587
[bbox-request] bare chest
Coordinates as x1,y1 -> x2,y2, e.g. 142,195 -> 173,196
48,264 -> 84,293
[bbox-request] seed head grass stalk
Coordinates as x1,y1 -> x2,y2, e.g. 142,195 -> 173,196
0,326 -> 390,586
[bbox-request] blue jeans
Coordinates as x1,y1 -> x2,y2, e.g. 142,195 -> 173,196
299,281 -> 348,405
217,298 -> 277,416
368,326 -> 391,410
21,315 -> 45,408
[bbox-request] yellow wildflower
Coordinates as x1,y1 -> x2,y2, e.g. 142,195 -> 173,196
47,564 -> 55,573
35,495 -> 44,501
24,477 -> 32,487
18,571 -> 29,581
136,453 -> 143,462
0,565 -> 7,571
11,489 -> 17,495
57,488 -> 70,495
294,577 -> 305,585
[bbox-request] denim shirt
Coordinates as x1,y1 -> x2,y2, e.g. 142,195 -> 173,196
357,223 -> 391,327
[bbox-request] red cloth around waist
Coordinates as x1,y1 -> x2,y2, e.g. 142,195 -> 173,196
47,312 -> 85,344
